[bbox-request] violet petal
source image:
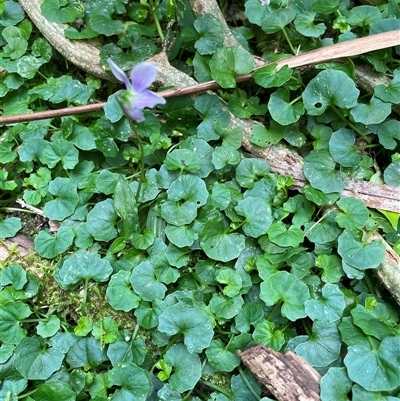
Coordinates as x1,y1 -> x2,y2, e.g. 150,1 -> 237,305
130,62 -> 158,93
132,90 -> 166,109
128,108 -> 146,122
108,59 -> 131,89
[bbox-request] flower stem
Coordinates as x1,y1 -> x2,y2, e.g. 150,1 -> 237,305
331,105 -> 371,143
238,366 -> 261,400
281,27 -> 297,55
130,122 -> 146,202
149,0 -> 165,41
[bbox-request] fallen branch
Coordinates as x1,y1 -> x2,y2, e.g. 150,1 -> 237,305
237,344 -> 321,401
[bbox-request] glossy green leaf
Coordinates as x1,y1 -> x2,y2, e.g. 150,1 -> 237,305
316,254 -> 344,283
66,337 -> 108,368
294,12 -> 326,37
88,4 -> 124,36
350,96 -> 391,125
55,251 -> 113,290
210,47 -> 254,88
43,177 -> 79,220
114,175 -> 139,238
377,120 -> 400,150
106,271 -> 140,312
158,303 -> 213,353
36,316 -> 60,338
92,317 -> 118,345
234,302 -> 264,333
337,229 -> 386,270
384,160 -> 400,186
200,218 -> 246,262
107,337 -> 146,367
130,261 -> 167,302
205,339 -> 241,372
302,70 -> 359,115
294,319 -> 342,367
236,158 -> 270,189
164,344 -> 202,392
0,301 -> 31,344
335,197 -> 369,230
267,222 -> 304,247
252,64 -> 293,88
14,336 -> 64,380
210,293 -> 244,320
216,268 -> 243,297
86,199 -> 118,242
283,195 -> 314,227
346,5 -> 381,27
195,94 -> 230,141
305,283 -> 346,322
260,271 -> 310,321
41,0 -> 78,23
0,217 -> 21,239
235,196 -> 273,237
0,264 -> 27,291
268,88 -> 304,125
194,13 -> 224,55
74,316 -> 93,337
304,149 -> 348,193
320,367 -> 352,401
351,304 -> 397,340
304,210 -> 342,244
261,8 -> 296,33
165,149 -> 202,173
374,69 -> 400,104
0,1 -> 25,27
344,336 -> 400,392
211,144 -> 241,169
252,321 -> 285,351
329,128 -> 362,167
32,381 -> 76,401
34,226 -> 75,259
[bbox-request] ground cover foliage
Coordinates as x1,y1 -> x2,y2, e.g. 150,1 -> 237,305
1,0 -> 400,399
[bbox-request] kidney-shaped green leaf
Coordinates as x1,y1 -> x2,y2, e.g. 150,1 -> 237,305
165,344 -> 202,392
106,270 -> 141,312
158,303 -> 213,353
344,336 -> 400,392
55,251 -> 113,290
337,229 -> 386,270
260,271 -> 310,321
304,149 -> 348,193
14,336 -> 64,380
302,70 -> 359,115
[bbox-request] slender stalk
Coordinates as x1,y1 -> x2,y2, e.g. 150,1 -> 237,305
238,365 -> 261,400
131,123 -> 146,202
149,0 -> 165,41
281,27 -> 297,55
81,278 -> 89,316
198,380 -> 232,398
331,105 -> 371,143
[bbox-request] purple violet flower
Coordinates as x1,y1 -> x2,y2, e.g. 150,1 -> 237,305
108,59 -> 166,122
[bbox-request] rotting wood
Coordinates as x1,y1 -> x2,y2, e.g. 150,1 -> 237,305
237,344 -> 321,401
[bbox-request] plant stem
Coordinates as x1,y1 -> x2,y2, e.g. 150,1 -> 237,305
129,122 -> 145,202
198,380 -> 232,398
266,300 -> 283,321
281,27 -> 297,55
81,278 -> 89,316
149,0 -> 165,41
238,365 -> 261,400
331,105 -> 371,143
